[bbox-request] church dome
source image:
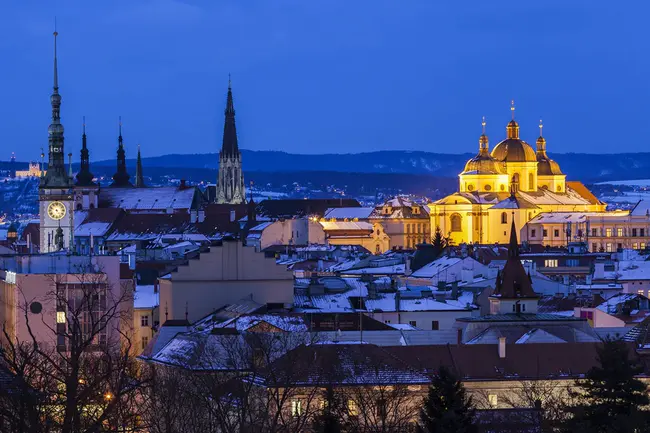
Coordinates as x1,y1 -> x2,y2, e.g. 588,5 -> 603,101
462,153 -> 505,174
490,117 -> 537,163
490,138 -> 538,162
535,123 -> 563,175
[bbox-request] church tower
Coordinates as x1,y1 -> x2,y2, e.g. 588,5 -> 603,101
135,144 -> 145,187
111,118 -> 132,187
216,79 -> 245,204
74,117 -> 99,210
39,29 -> 75,253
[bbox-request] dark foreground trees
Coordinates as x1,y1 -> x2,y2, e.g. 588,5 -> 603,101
418,366 -> 476,433
567,338 -> 649,433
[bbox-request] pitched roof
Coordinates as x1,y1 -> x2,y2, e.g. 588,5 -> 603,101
100,186 -> 198,211
257,199 -> 361,219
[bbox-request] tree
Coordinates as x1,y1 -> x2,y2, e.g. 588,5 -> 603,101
567,338 -> 649,433
432,227 -> 448,256
0,262 -> 142,433
312,386 -> 343,433
418,366 -> 476,433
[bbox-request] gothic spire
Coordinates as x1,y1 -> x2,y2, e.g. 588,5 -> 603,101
221,77 -> 239,157
111,117 -> 132,187
42,27 -> 70,188
135,144 -> 145,188
76,116 -> 95,186
508,217 -> 519,258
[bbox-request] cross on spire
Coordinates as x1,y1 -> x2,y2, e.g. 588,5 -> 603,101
481,116 -> 486,134
510,100 -> 515,120
539,118 -> 543,136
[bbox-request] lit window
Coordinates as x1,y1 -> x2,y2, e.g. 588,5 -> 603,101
544,259 -> 558,268
642,243 -> 647,250
348,400 -> 358,416
638,290 -> 645,296
606,228 -> 612,237
488,394 -> 498,408
291,400 -> 302,416
633,243 -> 638,250
617,228 -> 623,237
56,311 -> 66,324
606,243 -> 612,252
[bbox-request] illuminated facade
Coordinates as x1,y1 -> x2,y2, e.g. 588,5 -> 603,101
428,103 -> 606,246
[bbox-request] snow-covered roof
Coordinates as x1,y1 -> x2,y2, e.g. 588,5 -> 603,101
596,293 -> 643,314
320,221 -> 373,231
365,291 -> 475,313
101,187 -> 196,211
630,200 -> 650,216
324,207 -> 374,220
134,285 -> 159,310
212,315 -> 308,333
528,211 -> 627,224
344,264 -> 406,275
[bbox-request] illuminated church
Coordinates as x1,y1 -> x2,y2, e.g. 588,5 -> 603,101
428,102 -> 606,246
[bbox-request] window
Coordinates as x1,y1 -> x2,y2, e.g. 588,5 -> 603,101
450,214 -> 462,232
638,290 -> 646,296
141,336 -> 149,349
431,321 -> 439,330
566,259 -> 579,267
348,400 -> 358,416
554,229 -> 560,237
291,400 -> 302,417
467,184 -> 474,191
606,228 -> 612,237
501,212 -> 508,224
409,320 -> 417,327
141,315 -> 149,327
617,228 -> 623,237
531,229 -> 536,238
606,243 -> 612,252
642,229 -> 646,237
375,244 -> 381,254
544,259 -> 558,267
529,173 -> 534,190
543,229 -> 548,237
500,184 -> 506,191
642,243 -> 647,250
485,184 -> 492,191
56,311 -> 66,324
592,228 -> 598,237
488,394 -> 498,408
633,243 -> 639,250
592,243 -> 598,252
384,320 -> 391,324
633,228 -> 638,237
522,304 -> 526,312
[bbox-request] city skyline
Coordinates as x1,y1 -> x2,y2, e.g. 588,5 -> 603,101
3,0 -> 649,161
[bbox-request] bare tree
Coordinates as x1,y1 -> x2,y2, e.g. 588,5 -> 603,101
0,263 -> 143,433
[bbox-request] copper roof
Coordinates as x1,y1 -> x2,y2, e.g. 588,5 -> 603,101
491,138 -> 538,163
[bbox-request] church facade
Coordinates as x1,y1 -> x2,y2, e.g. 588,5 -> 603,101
428,104 -> 606,246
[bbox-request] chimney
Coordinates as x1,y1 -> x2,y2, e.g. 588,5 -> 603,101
179,179 -> 187,189
498,336 -> 506,358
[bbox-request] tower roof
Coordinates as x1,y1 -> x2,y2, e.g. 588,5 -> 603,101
221,78 -> 239,157
462,117 -> 506,175
76,117 -> 95,186
491,218 -> 539,299
490,102 -> 537,163
535,120 -> 564,176
111,117 -> 132,187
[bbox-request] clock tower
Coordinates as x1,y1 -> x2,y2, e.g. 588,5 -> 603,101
39,29 -> 74,253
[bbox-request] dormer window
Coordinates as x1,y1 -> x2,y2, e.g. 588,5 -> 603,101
412,206 -> 420,214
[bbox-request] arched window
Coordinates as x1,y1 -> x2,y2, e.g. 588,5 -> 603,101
501,212 -> 508,224
375,244 -> 381,254
450,213 -> 462,232
529,173 -> 534,190
557,185 -> 562,192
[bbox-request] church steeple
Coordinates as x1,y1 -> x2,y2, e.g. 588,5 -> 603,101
479,116 -> 489,154
536,119 -> 547,154
41,28 -> 71,188
76,117 -> 95,186
111,117 -> 132,187
135,144 -> 145,188
216,77 -> 246,204
221,75 -> 239,157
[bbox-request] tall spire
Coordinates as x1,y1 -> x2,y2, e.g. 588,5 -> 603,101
42,26 -> 70,188
111,116 -> 132,187
508,216 -> 519,258
76,116 -> 95,185
135,144 -> 145,188
68,152 -> 73,178
221,76 -> 239,157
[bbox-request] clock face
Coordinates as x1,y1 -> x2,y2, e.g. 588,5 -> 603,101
47,201 -> 66,220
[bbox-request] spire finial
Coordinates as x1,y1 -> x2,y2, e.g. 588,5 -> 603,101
539,118 -> 543,137
481,116 -> 486,135
82,115 -> 86,135
511,100 -> 515,120
53,20 -> 59,90
228,73 -> 232,89
118,116 -> 122,138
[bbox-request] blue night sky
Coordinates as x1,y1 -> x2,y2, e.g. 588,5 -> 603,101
3,0 -> 649,161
